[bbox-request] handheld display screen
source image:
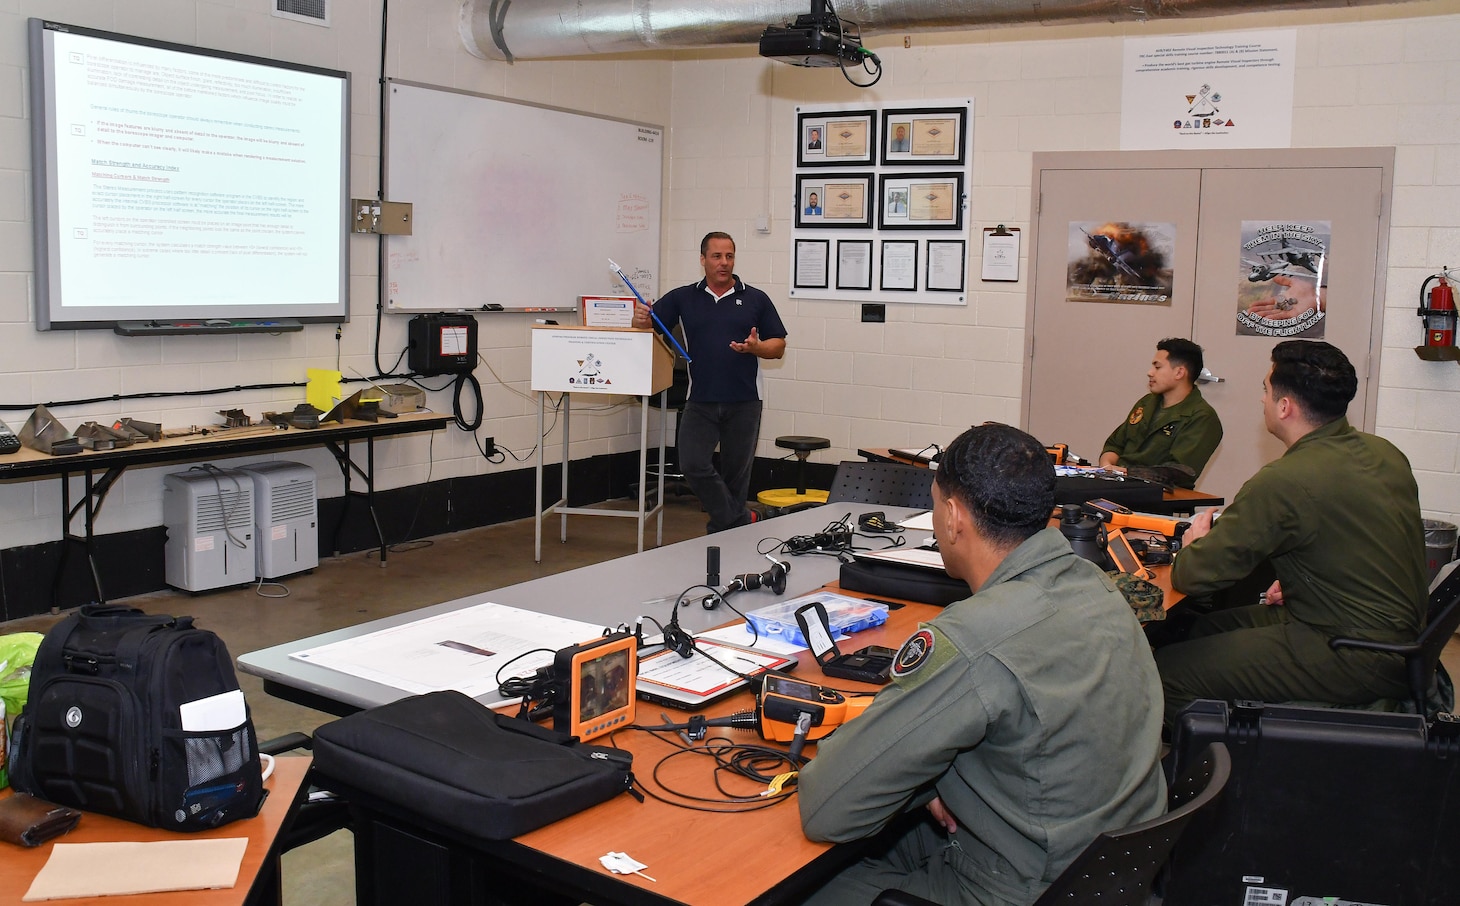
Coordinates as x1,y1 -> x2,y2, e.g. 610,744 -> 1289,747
1107,529 -> 1151,580
552,633 -> 637,741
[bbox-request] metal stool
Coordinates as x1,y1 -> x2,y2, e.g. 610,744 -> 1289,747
757,435 -> 831,509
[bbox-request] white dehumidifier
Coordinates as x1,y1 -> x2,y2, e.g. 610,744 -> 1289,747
239,462 -> 319,579
163,467 -> 256,591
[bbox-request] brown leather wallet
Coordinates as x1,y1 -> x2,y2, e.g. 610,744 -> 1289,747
0,793 -> 82,847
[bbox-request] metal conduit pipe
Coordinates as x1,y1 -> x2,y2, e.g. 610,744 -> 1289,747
460,0 -> 1422,62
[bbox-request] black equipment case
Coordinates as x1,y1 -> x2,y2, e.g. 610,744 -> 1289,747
311,690 -> 637,841
1166,700 -> 1460,905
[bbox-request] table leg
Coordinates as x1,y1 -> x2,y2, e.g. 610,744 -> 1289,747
535,391 -> 545,563
326,439 -> 387,566
52,466 -> 117,610
559,395 -> 570,545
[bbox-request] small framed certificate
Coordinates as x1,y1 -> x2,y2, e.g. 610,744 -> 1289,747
797,173 -> 874,229
880,104 -> 970,166
794,239 -> 830,289
836,240 -> 874,291
927,240 -> 967,293
797,109 -> 877,167
880,241 -> 918,291
877,172 -> 964,230
579,295 -> 637,327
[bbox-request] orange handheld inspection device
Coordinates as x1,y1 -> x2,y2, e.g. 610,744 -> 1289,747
757,673 -> 873,758
1083,497 -> 1190,539
552,632 -> 637,742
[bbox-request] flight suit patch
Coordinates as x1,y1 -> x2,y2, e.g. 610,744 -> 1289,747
893,629 -> 935,677
1129,406 -> 1144,425
890,626 -> 956,688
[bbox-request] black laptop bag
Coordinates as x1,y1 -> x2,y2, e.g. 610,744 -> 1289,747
311,690 -> 638,840
11,603 -> 264,830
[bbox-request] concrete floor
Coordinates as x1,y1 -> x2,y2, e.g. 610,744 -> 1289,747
2,498 -> 1456,906
1,494 -> 711,906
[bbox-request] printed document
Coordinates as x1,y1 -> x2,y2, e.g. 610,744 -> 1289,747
289,602 -> 603,700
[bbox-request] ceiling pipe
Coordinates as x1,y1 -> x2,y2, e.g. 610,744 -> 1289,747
460,0 -> 1422,62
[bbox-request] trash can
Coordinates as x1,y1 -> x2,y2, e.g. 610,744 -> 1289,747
1424,519 -> 1458,586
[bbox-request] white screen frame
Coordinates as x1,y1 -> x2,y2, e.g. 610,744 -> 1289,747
29,19 -> 350,330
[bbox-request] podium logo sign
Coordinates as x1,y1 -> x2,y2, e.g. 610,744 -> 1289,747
570,354 -> 613,386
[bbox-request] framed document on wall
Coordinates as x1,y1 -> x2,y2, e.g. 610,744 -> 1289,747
798,109 -> 877,167
878,173 -> 964,230
794,239 -> 830,289
927,240 -> 966,292
797,173 -> 874,229
880,241 -> 918,291
880,106 -> 968,166
836,240 -> 874,291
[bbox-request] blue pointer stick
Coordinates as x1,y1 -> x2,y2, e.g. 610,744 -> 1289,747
608,258 -> 692,363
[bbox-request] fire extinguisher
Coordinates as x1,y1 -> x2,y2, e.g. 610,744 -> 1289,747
1419,269 -> 1458,348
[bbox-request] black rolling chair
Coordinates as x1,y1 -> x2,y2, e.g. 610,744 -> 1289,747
826,460 -> 934,509
1329,561 -> 1460,717
872,742 -> 1232,906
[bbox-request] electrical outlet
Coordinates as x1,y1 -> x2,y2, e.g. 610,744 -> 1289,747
483,436 -> 497,457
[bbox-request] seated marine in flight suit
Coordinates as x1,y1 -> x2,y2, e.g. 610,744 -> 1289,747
1099,337 -> 1223,489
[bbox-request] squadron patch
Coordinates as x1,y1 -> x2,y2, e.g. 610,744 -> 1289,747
892,629 -> 935,678
1128,406 -> 1144,425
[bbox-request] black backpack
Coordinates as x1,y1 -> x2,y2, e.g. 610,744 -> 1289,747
11,603 -> 264,830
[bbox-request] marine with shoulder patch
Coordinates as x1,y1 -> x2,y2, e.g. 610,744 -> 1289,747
797,422 -> 1166,906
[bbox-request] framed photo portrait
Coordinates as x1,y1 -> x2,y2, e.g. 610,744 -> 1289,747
877,172 -> 964,230
880,105 -> 969,167
796,109 -> 877,167
796,173 -> 873,229
879,241 -> 918,291
836,240 -> 874,291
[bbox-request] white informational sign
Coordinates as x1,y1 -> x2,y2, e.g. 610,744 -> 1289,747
530,326 -> 660,395
1120,30 -> 1296,150
580,295 -> 637,328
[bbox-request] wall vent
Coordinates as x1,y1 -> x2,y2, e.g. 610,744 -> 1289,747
272,0 -> 329,27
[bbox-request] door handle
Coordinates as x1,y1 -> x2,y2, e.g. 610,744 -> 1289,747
1197,367 -> 1225,384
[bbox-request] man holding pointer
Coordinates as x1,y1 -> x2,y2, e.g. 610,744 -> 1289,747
632,232 -> 787,533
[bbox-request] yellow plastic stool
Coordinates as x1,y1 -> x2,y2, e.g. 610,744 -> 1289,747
757,436 -> 831,508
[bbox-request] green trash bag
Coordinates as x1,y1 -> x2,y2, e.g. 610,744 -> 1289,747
0,632 -> 44,718
0,632 -> 42,789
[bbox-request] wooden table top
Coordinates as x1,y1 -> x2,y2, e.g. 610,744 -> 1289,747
0,756 -> 311,906
507,596 -> 931,906
0,412 -> 450,481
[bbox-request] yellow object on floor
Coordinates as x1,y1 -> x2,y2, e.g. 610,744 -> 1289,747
757,488 -> 829,508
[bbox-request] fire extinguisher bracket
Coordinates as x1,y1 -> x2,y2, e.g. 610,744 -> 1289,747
1413,345 -> 1460,363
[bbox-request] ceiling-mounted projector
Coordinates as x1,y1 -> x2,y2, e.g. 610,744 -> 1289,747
759,0 -> 870,69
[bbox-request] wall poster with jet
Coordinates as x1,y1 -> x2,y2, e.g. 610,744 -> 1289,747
1235,220 -> 1328,338
1065,221 -> 1176,305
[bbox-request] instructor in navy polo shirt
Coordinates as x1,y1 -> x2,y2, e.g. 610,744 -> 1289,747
632,232 -> 787,533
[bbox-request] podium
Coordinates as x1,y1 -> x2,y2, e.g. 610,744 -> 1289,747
531,325 -> 676,561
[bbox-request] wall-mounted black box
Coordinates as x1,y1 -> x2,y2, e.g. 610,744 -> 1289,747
408,313 -> 477,376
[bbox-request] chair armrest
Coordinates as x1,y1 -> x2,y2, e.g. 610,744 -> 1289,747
1328,636 -> 1420,656
259,731 -> 314,755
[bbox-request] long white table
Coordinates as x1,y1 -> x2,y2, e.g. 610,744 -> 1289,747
237,502 -> 926,715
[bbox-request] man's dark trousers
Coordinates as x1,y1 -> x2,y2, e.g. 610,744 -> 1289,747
678,400 -> 761,533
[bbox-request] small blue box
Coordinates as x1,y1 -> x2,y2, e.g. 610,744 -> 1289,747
743,594 -> 889,648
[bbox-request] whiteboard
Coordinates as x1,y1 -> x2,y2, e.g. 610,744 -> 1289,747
384,81 -> 662,312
